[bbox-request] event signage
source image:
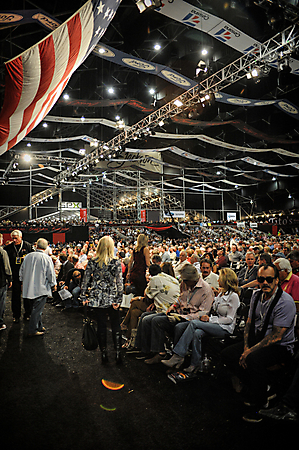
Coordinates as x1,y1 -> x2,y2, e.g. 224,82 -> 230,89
61,202 -> 82,210
227,212 -> 237,222
164,211 -> 186,219
80,208 -> 87,223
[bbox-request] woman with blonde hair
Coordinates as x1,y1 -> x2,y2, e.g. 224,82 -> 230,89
162,268 -> 240,372
81,236 -> 123,364
126,233 -> 150,296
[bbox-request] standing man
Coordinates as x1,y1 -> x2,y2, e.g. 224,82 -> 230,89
19,238 -> 57,337
4,230 -> 33,323
0,233 -> 12,331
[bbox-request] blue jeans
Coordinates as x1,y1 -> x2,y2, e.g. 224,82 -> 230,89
173,320 -> 229,366
135,312 -> 190,354
28,295 -> 48,334
0,285 -> 7,325
64,283 -> 81,309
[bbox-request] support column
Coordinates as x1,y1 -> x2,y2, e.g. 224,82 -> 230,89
113,172 -> 117,220
137,171 -> 141,222
160,171 -> 164,222
29,165 -> 32,220
87,182 -> 90,222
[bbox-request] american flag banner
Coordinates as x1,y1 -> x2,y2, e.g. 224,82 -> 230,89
0,0 -> 121,155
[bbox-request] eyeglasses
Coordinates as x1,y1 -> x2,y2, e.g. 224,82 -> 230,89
257,276 -> 275,284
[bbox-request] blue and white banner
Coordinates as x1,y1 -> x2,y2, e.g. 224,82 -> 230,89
94,43 -> 197,90
215,92 -> 299,121
156,0 -> 299,74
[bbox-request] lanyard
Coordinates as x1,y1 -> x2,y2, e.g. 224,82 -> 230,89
14,241 -> 23,256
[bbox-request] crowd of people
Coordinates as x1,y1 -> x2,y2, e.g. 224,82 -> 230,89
0,226 -> 299,424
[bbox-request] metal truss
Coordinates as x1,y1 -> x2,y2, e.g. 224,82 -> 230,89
20,24 -> 299,211
53,25 -> 298,184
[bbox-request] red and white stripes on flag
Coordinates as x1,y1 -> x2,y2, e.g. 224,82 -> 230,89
0,0 -> 120,155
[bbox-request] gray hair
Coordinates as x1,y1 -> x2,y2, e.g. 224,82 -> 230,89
11,229 -> 22,237
36,238 -> 48,250
275,258 -> 292,273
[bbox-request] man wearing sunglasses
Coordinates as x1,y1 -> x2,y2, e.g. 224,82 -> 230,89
221,263 -> 296,423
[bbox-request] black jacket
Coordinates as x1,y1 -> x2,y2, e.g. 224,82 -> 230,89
57,260 -> 74,283
4,240 -> 33,277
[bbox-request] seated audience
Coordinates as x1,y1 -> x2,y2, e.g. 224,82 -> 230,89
130,265 -> 214,364
162,268 -> 240,372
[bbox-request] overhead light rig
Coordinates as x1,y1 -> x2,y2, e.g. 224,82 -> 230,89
19,24 -> 299,209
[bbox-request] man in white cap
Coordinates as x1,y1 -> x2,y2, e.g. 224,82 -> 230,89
131,264 -> 214,364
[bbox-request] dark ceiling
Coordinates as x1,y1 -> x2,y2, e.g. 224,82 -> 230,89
1,0 -> 299,221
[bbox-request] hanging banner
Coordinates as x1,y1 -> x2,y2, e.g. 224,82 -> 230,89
94,43 -> 197,90
156,0 -> 299,74
140,210 -> 146,222
45,115 -> 125,129
151,133 -> 299,158
1,9 -> 196,92
80,208 -> 87,222
96,150 -> 162,173
215,92 -> 299,121
0,0 -> 121,155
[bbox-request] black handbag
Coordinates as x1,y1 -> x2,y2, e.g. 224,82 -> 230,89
82,307 -> 98,351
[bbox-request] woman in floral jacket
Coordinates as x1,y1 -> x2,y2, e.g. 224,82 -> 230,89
81,236 -> 123,364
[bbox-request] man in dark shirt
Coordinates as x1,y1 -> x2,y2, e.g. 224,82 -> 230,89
4,230 -> 33,322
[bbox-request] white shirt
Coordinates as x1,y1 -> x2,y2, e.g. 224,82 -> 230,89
19,250 -> 56,299
201,271 -> 219,290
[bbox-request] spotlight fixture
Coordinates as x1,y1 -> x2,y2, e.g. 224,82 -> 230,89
135,0 -> 162,13
107,87 -> 114,94
42,122 -> 48,128
154,43 -> 161,51
173,99 -> 183,107
63,93 -> 69,100
149,88 -> 155,95
23,154 -> 31,162
246,67 -> 259,79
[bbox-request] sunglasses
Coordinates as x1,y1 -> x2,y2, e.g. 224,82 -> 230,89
257,276 -> 275,284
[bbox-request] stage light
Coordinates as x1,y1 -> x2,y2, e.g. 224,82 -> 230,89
136,0 -> 162,13
42,122 -> 48,128
173,99 -> 183,107
23,154 -> 31,162
63,93 -> 69,100
26,143 -> 31,147
107,87 -> 114,94
149,88 -> 155,95
247,67 -> 260,79
154,43 -> 161,51
201,49 -> 208,56
98,47 -> 106,54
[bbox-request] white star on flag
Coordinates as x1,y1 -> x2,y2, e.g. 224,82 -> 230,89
97,1 -> 105,13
